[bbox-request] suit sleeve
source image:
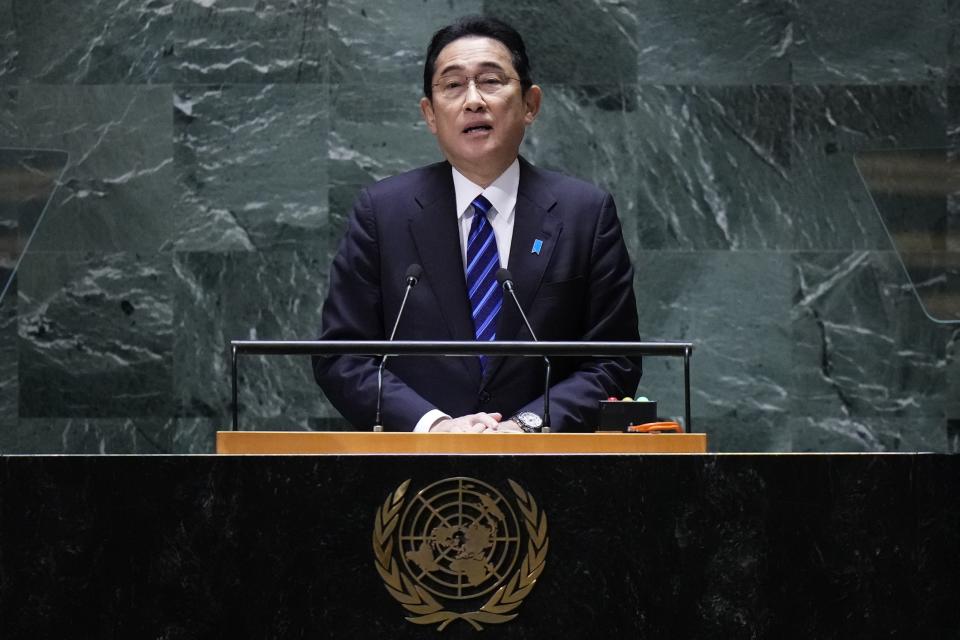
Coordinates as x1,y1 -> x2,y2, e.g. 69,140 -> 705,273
312,188 -> 436,430
516,192 -> 642,431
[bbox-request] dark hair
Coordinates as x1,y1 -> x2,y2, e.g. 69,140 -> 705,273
423,15 -> 533,99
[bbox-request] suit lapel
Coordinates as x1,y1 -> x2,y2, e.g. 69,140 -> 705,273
483,160 -> 562,386
409,165 -> 482,381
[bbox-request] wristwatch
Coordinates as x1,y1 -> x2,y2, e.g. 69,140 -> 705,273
511,411 -> 543,433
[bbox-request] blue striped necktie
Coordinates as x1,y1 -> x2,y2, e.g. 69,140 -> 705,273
465,195 -> 502,373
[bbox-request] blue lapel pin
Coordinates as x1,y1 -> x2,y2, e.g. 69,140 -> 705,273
532,239 -> 543,255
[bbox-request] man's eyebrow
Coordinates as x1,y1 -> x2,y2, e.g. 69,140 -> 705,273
436,61 -> 507,76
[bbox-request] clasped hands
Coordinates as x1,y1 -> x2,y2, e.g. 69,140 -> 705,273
429,412 -> 523,433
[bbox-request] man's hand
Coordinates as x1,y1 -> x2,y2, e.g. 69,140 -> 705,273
430,412 -> 503,433
494,419 -> 524,433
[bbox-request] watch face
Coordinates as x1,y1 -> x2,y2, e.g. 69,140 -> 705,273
515,412 -> 542,431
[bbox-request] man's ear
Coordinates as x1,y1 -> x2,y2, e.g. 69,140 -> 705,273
420,97 -> 438,134
523,85 -> 543,125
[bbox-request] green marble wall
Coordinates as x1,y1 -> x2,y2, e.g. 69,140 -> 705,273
0,0 -> 957,453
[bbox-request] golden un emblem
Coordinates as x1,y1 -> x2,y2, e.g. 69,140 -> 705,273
373,477 -> 548,631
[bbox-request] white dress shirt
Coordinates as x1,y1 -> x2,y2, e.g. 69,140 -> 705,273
413,159 -> 520,432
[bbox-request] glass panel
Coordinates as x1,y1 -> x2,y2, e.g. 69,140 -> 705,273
854,148 -> 960,324
0,148 -> 70,304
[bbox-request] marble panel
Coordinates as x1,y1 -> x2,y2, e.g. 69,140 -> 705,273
790,251 -> 950,425
948,86 -> 960,252
950,0 -> 960,83
17,251 -> 173,417
485,0 -> 639,84
0,417 -> 226,454
0,275 -> 15,421
632,251 -> 793,438
173,83 -> 328,251
946,85 -> 960,151
327,83 -> 439,252
0,86 -> 21,146
791,0 -> 946,84
787,415 -> 949,452
627,85 -> 794,250
791,85 -> 946,250
0,418 -> 184,454
523,85 -> 791,254
0,146 -> 18,293
949,328 -> 960,424
174,0 -> 327,83
11,0 -> 174,84
633,0 -> 792,84
170,417 -> 218,453
698,415 -> 792,453
14,85 -> 175,252
171,251 -> 333,427
328,0 -> 482,86
0,0 -> 17,82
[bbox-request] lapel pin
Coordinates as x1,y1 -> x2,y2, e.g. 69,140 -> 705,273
531,239 -> 543,255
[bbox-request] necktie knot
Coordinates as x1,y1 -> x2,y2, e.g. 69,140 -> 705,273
472,194 -> 492,218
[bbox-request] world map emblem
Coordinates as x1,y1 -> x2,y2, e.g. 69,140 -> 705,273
373,477 -> 549,630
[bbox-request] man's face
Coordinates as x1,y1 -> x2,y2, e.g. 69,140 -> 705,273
420,36 -> 541,185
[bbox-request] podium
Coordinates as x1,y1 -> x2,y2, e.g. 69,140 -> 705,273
2,452 -> 955,637
215,430 -> 707,454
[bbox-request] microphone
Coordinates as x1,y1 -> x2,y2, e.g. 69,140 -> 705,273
496,268 -> 551,432
374,264 -> 423,431
401,263 -> 423,292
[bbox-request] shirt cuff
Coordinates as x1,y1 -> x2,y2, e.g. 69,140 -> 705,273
413,409 -> 450,433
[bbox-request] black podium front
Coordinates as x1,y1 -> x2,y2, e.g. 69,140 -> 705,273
0,454 -> 957,638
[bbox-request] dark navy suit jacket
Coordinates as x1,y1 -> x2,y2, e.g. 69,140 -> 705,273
313,157 -> 641,431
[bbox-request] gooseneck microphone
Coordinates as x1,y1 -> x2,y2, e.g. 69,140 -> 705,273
496,268 -> 551,432
374,264 -> 423,432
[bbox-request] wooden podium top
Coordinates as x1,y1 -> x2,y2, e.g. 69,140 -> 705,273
216,431 -> 707,455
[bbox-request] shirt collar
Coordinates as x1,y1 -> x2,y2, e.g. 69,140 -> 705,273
451,158 -> 520,222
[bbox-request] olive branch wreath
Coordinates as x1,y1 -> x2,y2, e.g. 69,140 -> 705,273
372,478 -> 549,631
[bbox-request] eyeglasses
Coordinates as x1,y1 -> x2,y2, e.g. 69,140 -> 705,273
432,72 -> 520,100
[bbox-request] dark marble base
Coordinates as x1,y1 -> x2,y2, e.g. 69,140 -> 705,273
0,454 -> 956,639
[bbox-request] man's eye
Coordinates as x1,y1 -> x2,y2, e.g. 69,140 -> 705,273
480,77 -> 504,87
444,80 -> 464,89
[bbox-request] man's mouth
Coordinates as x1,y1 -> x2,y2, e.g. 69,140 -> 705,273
463,125 -> 493,134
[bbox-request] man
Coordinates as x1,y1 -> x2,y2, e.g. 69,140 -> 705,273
314,16 -> 640,433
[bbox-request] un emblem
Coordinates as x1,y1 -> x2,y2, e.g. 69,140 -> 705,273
373,477 -> 549,630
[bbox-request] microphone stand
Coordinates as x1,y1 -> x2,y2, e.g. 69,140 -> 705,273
498,271 -> 551,432
374,266 -> 421,432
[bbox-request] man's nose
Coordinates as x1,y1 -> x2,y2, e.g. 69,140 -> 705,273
463,79 -> 486,111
